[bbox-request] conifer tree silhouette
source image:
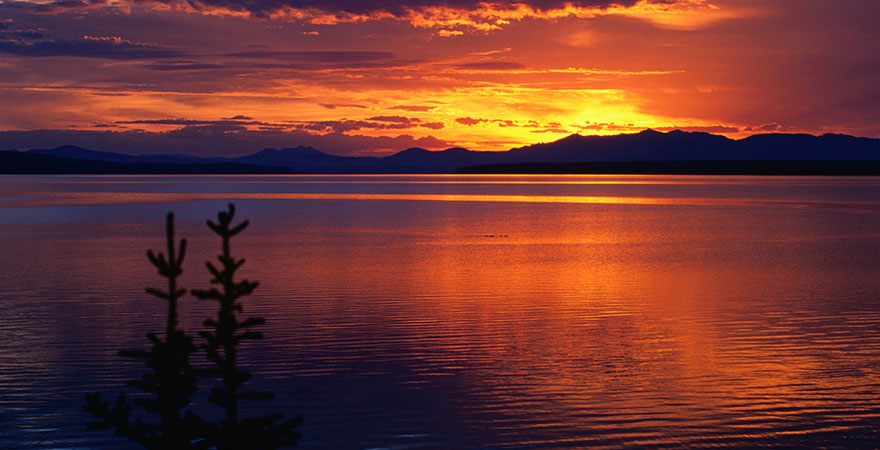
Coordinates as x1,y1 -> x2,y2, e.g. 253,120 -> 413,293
192,204 -> 301,449
85,213 -> 199,449
86,205 -> 300,449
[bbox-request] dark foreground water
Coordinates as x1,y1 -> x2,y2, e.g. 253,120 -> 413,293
1,175 -> 879,449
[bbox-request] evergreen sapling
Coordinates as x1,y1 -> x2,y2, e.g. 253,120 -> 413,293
191,204 -> 300,449
85,213 -> 199,449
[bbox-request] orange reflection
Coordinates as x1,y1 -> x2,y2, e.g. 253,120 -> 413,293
3,190 -> 879,213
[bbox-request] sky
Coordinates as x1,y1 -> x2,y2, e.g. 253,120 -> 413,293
0,0 -> 878,157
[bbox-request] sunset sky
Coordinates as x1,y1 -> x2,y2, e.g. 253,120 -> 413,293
1,0 -> 878,156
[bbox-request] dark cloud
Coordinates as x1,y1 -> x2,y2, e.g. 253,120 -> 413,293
0,0 -> 641,17
319,103 -> 369,109
145,62 -> 226,71
292,115 -> 432,133
0,0 -> 105,13
9,29 -> 49,39
295,120 -> 376,133
389,105 -> 436,112
743,122 -> 800,133
226,50 -> 394,61
166,123 -> 250,137
111,114 -> 434,140
454,62 -> 526,70
491,119 -> 516,127
146,61 -> 410,73
117,118 -> 264,126
223,50 -> 418,70
0,31 -> 185,59
314,104 -> 438,113
131,0 -> 641,18
368,115 -> 416,123
455,117 -> 487,126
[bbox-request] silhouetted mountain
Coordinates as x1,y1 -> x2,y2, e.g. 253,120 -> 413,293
231,145 -> 501,173
241,146 -> 388,172
0,151 -> 295,174
136,153 -> 228,164
735,133 -> 880,160
238,146 -> 330,164
7,129 -> 880,174
233,145 -> 374,172
378,147 -> 500,173
29,145 -> 143,163
28,145 -> 227,165
504,129 -> 732,162
501,130 -> 880,163
458,160 -> 880,175
460,130 -> 880,173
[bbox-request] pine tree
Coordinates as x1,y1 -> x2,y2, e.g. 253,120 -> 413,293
86,205 -> 300,449
192,204 -> 300,449
85,213 -> 199,449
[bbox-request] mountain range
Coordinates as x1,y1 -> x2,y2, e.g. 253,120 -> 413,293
2,129 -> 880,174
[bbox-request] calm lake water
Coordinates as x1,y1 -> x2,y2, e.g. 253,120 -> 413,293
1,174 -> 879,449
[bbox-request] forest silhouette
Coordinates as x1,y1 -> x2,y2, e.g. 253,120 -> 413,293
85,204 -> 300,449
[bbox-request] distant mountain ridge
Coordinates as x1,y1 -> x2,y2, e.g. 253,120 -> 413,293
0,151 -> 295,174
503,129 -> 880,162
28,145 -> 228,165
4,129 -> 880,174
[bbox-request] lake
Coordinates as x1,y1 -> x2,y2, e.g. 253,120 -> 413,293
1,174 -> 879,449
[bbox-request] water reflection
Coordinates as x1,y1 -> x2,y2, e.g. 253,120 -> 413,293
0,175 -> 879,448
3,191 -> 880,215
